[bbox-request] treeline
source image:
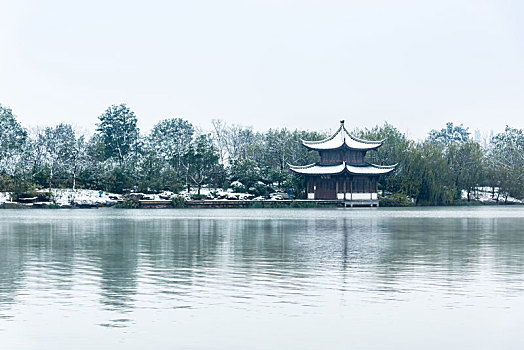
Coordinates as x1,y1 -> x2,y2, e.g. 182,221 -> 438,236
0,103 -> 324,198
1,102 -> 523,205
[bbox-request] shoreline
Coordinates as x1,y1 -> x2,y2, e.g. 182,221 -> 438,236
1,199 -> 521,209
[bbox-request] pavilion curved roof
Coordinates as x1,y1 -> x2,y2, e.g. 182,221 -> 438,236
301,121 -> 383,151
288,161 -> 396,176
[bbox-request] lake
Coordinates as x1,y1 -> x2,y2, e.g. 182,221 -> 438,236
1,207 -> 524,349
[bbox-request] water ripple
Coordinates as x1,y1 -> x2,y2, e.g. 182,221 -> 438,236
1,208 -> 524,348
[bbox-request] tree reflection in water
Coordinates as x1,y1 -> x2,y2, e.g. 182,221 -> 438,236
1,208 -> 524,331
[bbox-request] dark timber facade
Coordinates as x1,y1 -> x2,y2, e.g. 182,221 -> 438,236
289,120 -> 395,206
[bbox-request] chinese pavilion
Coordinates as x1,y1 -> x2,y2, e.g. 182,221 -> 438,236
289,120 -> 395,206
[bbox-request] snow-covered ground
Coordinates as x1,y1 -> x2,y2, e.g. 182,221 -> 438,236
2,186 -> 521,206
0,189 -> 121,206
0,192 -> 11,203
36,189 -> 121,206
181,187 -> 254,200
461,187 -> 522,204
0,187 -> 256,205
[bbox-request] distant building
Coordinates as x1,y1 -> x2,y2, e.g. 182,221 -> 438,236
289,120 -> 396,206
474,129 -> 482,144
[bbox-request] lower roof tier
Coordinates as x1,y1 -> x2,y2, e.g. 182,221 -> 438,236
288,161 -> 395,176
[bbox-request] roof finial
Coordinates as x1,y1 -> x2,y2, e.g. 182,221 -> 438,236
340,119 -> 345,125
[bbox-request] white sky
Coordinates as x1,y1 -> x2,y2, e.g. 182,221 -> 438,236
1,0 -> 523,139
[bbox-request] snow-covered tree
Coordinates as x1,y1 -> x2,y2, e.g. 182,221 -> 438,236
0,104 -> 27,175
488,126 -> 524,201
147,118 -> 194,175
427,122 -> 470,147
448,141 -> 484,201
230,157 -> 261,189
96,104 -> 140,166
183,134 -> 221,195
210,120 -> 256,164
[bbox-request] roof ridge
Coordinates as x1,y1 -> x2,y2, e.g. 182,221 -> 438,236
342,126 -> 384,145
301,124 -> 343,145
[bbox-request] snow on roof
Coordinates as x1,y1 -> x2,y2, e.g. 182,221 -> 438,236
301,120 -> 383,151
289,162 -> 346,175
346,163 -> 395,175
289,161 -> 395,175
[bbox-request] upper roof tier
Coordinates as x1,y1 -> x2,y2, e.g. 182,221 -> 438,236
302,120 -> 383,151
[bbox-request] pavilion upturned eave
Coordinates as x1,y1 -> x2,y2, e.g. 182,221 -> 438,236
288,161 -> 395,176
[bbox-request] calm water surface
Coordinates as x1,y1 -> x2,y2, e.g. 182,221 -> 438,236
1,207 -> 524,349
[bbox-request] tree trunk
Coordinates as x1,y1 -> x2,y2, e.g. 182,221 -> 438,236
49,166 -> 53,192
